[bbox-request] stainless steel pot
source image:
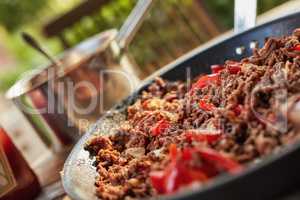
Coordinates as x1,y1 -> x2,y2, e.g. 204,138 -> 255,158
6,0 -> 154,152
6,29 -> 133,151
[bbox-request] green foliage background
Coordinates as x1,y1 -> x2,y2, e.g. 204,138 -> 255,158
205,0 -> 289,29
0,0 -> 48,31
0,0 -> 81,91
0,0 -> 290,91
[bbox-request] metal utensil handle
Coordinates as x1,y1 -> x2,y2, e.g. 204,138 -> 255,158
21,32 -> 62,67
234,0 -> 257,33
116,0 -> 154,50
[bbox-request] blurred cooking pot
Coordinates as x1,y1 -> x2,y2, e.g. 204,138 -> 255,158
6,29 -> 137,152
5,0 -> 154,152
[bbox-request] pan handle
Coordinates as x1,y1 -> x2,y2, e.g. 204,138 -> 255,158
115,0 -> 154,50
234,0 -> 257,33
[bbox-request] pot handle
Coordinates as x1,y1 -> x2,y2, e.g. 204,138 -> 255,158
115,0 -> 154,50
234,0 -> 257,33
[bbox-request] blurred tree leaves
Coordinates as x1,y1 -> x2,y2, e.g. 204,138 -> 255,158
0,0 -> 292,92
204,0 -> 288,29
0,0 -> 289,32
0,0 -> 48,32
204,0 -> 234,29
257,0 -> 289,14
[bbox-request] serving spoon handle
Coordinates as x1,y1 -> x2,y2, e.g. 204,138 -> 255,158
21,32 -> 62,67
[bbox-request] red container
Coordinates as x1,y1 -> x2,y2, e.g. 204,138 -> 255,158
0,127 -> 41,200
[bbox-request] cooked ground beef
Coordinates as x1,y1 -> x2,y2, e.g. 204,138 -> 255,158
85,29 -> 300,200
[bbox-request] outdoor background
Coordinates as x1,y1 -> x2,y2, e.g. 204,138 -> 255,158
0,0 -> 288,91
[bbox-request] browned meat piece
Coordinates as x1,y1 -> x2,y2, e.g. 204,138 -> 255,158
84,136 -> 112,156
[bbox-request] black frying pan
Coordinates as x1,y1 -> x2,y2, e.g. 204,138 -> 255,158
62,11 -> 300,200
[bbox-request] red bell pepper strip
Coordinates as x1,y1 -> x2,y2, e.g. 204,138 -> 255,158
211,64 -> 224,74
197,148 -> 243,174
210,63 -> 241,74
226,61 -> 241,74
181,147 -> 193,161
233,104 -> 244,116
184,130 -> 221,143
150,144 -> 178,194
191,73 -> 220,90
150,145 -> 208,194
175,162 -> 208,188
228,65 -> 241,74
151,119 -> 170,136
142,100 -> 149,109
292,44 -> 300,51
199,99 -> 215,111
150,145 -> 243,194
196,159 -> 219,177
150,161 -> 208,194
169,143 -> 178,162
149,171 -> 166,193
202,95 -> 210,100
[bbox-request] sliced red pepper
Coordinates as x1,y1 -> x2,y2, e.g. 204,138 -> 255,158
202,95 -> 210,100
211,64 -> 224,74
150,145 -> 208,194
233,104 -> 244,116
197,148 -> 243,174
151,119 -> 170,136
191,73 -> 220,90
150,145 -> 243,194
197,159 -> 219,177
163,164 -> 178,193
150,162 -> 207,194
176,161 -> 208,187
184,130 -> 221,143
210,63 -> 240,74
199,99 -> 216,111
226,61 -> 241,74
169,143 -> 178,162
210,73 -> 221,85
142,100 -> 149,109
192,76 -> 209,89
292,44 -> 300,51
181,147 -> 193,161
228,65 -> 241,74
150,144 -> 177,193
149,171 -> 166,193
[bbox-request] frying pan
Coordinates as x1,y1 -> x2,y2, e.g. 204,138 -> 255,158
62,11 -> 300,200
